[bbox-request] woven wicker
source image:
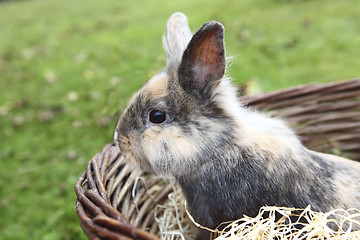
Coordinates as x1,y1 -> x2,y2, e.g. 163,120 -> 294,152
75,79 -> 360,240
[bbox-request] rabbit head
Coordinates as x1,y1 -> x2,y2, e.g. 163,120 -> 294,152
115,13 -> 301,179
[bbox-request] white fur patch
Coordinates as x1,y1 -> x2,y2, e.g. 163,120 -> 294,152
141,125 -> 201,177
212,77 -> 303,158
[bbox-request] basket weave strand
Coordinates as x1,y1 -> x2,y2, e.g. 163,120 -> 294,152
75,79 -> 360,239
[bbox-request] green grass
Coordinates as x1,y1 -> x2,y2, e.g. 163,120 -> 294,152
0,0 -> 359,239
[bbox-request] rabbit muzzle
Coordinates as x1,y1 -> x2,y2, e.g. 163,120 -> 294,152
116,129 -> 154,172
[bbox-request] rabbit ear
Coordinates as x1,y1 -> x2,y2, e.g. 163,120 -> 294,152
178,21 -> 226,100
163,12 -> 193,69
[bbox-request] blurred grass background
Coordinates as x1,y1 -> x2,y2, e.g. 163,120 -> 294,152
0,0 -> 359,239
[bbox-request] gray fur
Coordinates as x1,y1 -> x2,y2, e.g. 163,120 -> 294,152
115,13 -> 360,239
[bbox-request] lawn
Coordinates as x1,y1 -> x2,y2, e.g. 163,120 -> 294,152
0,0 -> 359,239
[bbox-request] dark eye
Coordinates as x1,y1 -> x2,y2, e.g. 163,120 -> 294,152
149,110 -> 166,124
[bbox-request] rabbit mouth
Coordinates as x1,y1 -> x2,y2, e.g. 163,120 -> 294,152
117,135 -> 153,172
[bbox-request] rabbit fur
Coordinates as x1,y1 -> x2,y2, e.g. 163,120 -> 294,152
115,12 -> 360,238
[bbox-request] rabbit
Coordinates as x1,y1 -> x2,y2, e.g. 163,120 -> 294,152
114,12 -> 360,239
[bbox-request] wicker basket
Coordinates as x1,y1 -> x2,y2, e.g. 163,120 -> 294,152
75,79 -> 360,240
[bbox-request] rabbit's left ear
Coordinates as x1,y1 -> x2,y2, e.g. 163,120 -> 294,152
178,21 -> 226,100
164,12 -> 193,69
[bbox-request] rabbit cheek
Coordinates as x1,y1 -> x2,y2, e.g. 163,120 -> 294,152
140,127 -> 174,174
140,127 -> 199,177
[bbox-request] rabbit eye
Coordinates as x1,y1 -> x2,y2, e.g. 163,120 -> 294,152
149,110 -> 166,124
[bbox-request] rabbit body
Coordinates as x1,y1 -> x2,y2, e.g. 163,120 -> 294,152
115,13 -> 360,238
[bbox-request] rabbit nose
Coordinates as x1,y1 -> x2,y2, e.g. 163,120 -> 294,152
115,112 -> 135,142
113,126 -> 122,144
115,123 -> 125,142
114,122 -> 130,147
114,118 -> 126,143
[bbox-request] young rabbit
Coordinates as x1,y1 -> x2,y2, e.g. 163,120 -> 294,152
115,12 -> 360,239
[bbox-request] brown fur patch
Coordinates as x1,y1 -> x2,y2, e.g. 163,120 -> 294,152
143,72 -> 169,99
